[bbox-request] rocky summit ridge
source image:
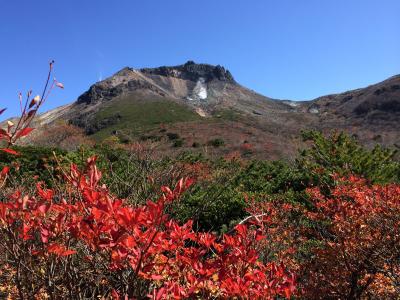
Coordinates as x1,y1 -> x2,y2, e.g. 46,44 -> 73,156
76,61 -> 236,105
140,61 -> 236,83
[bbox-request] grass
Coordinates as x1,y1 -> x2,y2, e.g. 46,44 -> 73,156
90,96 -> 201,140
214,109 -> 242,122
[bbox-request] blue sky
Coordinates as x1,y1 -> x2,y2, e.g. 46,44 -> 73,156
1,0 -> 399,120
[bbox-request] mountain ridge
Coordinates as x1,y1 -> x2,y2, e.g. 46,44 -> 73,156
3,61 -> 400,158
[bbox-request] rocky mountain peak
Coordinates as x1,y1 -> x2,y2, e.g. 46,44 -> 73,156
140,61 -> 236,83
76,61 -> 237,105
115,67 -> 135,76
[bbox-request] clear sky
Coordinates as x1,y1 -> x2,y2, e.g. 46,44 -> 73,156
1,0 -> 399,120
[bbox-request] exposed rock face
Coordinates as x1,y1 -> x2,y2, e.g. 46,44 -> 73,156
140,61 -> 236,83
77,84 -> 122,104
76,61 -> 236,106
77,79 -> 163,104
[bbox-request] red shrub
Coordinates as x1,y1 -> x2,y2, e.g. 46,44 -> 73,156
0,72 -> 296,297
0,156 -> 295,299
244,175 -> 400,299
301,176 -> 400,299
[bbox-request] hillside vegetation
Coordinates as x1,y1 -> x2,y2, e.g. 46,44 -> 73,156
1,128 -> 400,299
1,64 -> 399,299
88,97 -> 202,140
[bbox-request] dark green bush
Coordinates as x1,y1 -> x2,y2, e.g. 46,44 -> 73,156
173,139 -> 184,147
298,130 -> 400,184
208,138 -> 225,148
139,134 -> 161,142
167,132 -> 180,140
0,146 -> 66,186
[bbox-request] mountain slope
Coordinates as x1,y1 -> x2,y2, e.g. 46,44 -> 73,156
7,61 -> 400,158
304,74 -> 400,124
297,74 -> 400,147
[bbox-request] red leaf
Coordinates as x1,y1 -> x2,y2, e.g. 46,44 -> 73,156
150,274 -> 164,280
22,223 -> 31,240
15,127 -> 34,139
41,227 -> 49,243
235,224 -> 247,236
148,288 -> 167,300
47,244 -> 62,254
123,235 -> 136,248
111,289 -> 120,300
37,182 -> 53,201
61,249 -> 77,256
47,243 -> 76,256
284,286 -> 292,299
1,166 -> 10,176
161,186 -> 172,194
0,148 -> 20,155
153,287 -> 166,300
38,204 -> 48,214
0,128 -> 9,138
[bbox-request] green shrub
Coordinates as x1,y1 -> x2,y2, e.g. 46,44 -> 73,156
0,146 -> 67,187
298,130 -> 400,184
173,139 -> 184,147
208,138 -> 225,148
167,132 -> 180,140
140,134 -> 161,142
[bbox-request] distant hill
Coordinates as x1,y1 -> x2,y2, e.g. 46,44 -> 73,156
5,61 -> 400,159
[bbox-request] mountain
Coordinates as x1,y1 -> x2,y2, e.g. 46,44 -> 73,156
304,74 -> 400,125
8,61 -> 400,159
299,74 -> 400,147
58,61 -> 300,132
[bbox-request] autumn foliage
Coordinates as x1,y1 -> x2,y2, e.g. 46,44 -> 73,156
0,63 -> 295,299
0,156 -> 295,299
1,63 -> 399,299
301,176 -> 400,299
